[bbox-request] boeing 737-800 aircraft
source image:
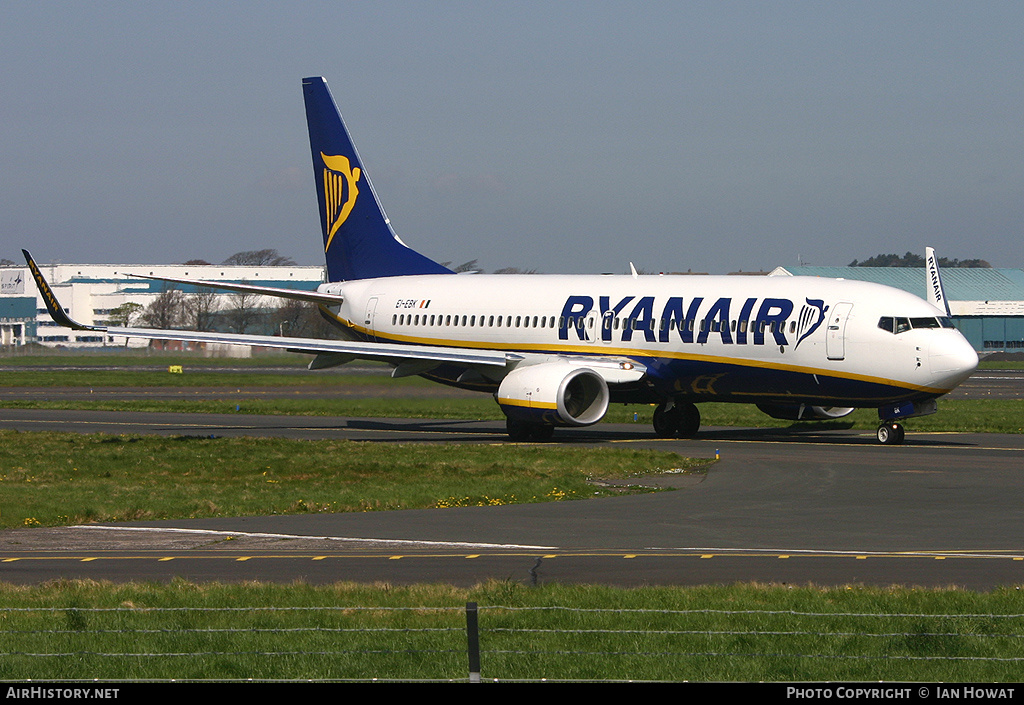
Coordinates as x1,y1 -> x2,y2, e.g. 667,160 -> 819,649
24,77 -> 978,445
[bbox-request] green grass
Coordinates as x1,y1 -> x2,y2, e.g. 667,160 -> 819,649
0,430 -> 707,528
1,358 -> 1020,433
3,394 -> 1021,434
0,368 -> 401,387
1,580 -> 1022,681
980,359 -> 1024,370
618,399 -> 1024,434
0,349 -> 315,367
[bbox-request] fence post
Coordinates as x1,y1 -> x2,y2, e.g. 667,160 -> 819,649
466,602 -> 481,682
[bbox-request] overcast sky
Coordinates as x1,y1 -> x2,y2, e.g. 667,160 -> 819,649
2,2 -> 1022,274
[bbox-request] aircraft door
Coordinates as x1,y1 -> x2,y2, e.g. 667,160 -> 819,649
593,311 -> 613,345
363,297 -> 379,341
826,302 -> 853,360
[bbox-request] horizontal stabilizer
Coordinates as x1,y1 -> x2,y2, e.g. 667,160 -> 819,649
124,272 -> 344,306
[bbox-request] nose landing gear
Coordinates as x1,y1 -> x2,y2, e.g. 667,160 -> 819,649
876,421 -> 905,445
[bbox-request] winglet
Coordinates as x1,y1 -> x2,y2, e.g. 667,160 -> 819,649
21,250 -> 100,331
924,247 -> 951,316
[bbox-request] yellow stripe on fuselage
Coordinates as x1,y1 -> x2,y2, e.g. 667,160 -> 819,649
323,307 -> 953,397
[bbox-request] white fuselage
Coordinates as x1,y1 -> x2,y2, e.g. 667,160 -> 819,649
318,273 -> 978,408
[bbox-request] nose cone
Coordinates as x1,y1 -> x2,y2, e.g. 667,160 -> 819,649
929,333 -> 978,390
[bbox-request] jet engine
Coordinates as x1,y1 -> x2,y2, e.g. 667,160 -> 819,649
756,404 -> 855,421
497,362 -> 610,426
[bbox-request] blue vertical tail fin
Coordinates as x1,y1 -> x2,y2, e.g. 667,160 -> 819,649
302,77 -> 452,282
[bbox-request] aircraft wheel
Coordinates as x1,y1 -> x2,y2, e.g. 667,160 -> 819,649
876,422 -> 905,445
506,418 -> 555,442
652,402 -> 701,438
652,404 -> 680,438
506,418 -> 532,441
677,403 -> 701,438
529,424 -> 555,441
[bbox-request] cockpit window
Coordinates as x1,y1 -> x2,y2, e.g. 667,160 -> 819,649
880,315 -> 955,334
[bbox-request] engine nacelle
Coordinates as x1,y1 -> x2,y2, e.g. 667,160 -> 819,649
756,403 -> 855,421
497,362 -> 610,426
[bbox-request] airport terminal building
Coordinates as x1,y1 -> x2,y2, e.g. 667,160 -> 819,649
770,265 -> 1024,354
0,261 -> 325,350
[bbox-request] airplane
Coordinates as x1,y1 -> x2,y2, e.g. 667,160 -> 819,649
23,76 -> 979,445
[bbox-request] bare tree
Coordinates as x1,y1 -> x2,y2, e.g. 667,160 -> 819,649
182,287 -> 220,331
223,287 -> 262,334
271,299 -> 339,339
141,288 -> 185,329
221,249 -> 297,266
492,267 -> 538,274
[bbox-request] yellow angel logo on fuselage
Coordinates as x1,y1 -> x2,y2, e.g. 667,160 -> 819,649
321,152 -> 361,252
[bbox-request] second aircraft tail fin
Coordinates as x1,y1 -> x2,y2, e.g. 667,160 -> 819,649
302,77 -> 452,282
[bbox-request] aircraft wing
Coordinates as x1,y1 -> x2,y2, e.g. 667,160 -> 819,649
102,324 -> 515,367
23,250 -> 650,380
23,249 -> 509,368
122,272 -> 344,306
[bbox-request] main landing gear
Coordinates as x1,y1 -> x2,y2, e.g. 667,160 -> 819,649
652,401 -> 701,438
876,421 -> 905,445
506,418 -> 556,442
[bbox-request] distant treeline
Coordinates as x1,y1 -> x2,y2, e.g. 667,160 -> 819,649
849,252 -> 991,268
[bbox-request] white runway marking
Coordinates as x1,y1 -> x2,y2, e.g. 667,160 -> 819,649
73,524 -> 556,550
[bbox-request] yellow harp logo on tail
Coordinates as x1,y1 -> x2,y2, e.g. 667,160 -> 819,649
321,152 -> 361,252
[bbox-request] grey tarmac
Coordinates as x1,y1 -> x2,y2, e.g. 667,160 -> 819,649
1,402 -> 1023,589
